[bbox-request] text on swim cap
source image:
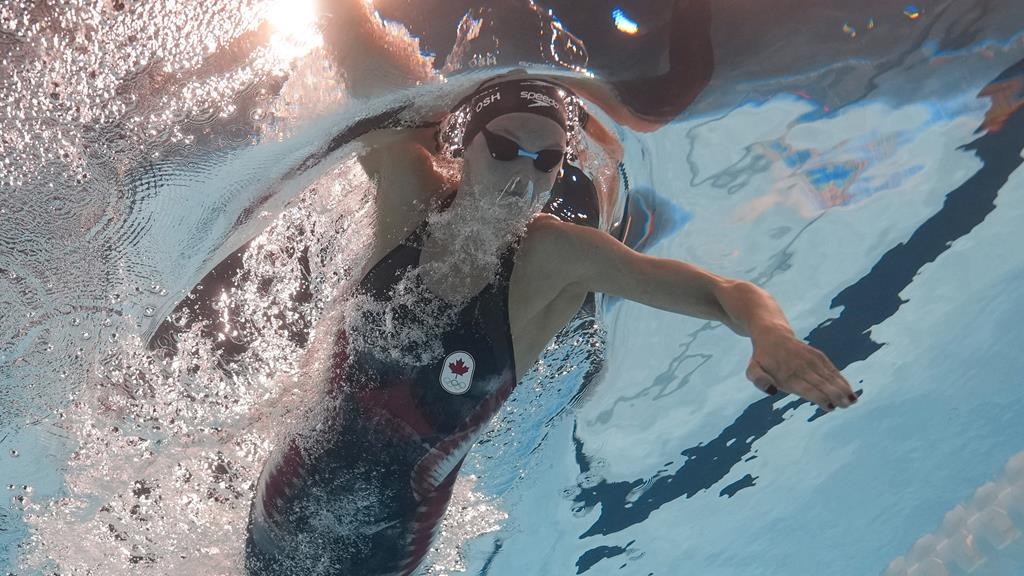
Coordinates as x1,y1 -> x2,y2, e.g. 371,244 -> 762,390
521,90 -> 559,109
474,92 -> 501,112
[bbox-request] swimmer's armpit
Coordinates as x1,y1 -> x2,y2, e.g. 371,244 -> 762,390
318,0 -> 438,98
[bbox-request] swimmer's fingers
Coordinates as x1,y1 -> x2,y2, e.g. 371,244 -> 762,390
807,352 -> 858,408
801,369 -> 853,410
776,352 -> 846,411
747,336 -> 856,412
748,359 -> 830,410
746,361 -> 779,396
785,375 -> 835,412
789,343 -> 856,407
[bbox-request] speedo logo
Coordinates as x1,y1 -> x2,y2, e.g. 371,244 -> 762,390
521,90 -> 558,108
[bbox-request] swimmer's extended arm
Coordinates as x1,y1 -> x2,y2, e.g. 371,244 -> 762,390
541,217 -> 857,412
318,0 -> 437,99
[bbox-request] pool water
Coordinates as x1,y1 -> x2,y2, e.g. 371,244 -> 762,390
2,1 -> 1024,575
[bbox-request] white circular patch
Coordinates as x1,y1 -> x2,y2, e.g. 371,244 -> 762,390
440,351 -> 475,395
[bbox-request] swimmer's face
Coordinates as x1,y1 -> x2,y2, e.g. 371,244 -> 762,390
462,112 -> 567,212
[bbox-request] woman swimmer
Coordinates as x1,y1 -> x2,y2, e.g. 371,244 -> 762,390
242,3 -> 857,575
244,77 -> 858,575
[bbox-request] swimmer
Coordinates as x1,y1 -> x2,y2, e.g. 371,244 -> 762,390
241,3 -> 856,575
244,78 -> 856,576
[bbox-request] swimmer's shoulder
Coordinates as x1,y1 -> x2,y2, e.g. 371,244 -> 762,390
522,213 -> 632,290
520,214 -> 587,278
509,215 -> 587,310
526,212 -> 568,234
524,213 -> 599,247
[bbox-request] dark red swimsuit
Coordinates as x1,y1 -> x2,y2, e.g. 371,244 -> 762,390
245,193 -> 520,576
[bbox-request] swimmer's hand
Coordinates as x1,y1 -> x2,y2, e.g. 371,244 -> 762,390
745,326 -> 857,412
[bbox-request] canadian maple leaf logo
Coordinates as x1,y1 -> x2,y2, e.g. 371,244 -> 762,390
448,359 -> 470,376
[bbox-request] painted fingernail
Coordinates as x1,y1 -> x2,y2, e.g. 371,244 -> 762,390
766,385 -> 778,395
848,394 -> 858,403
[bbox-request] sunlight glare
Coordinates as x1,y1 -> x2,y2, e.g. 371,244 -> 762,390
262,0 -> 323,65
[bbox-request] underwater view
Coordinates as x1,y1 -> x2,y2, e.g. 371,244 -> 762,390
2,0 -> 1024,574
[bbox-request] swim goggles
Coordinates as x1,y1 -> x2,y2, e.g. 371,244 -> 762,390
481,127 -> 565,173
